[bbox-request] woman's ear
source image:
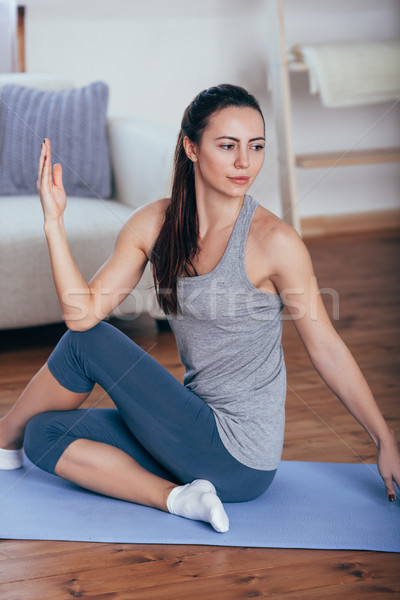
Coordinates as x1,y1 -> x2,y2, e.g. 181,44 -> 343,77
183,136 -> 198,163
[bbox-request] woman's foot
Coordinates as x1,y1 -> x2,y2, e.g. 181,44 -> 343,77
0,418 -> 24,469
0,447 -> 24,470
166,479 -> 229,533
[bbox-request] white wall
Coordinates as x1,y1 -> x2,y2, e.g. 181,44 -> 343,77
23,0 -> 400,219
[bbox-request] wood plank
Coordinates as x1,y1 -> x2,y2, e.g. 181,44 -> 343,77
296,147 -> 400,168
301,209 -> 400,238
0,545 -> 353,585
1,550 -> 398,599
0,539 -> 95,560
92,576 -> 400,599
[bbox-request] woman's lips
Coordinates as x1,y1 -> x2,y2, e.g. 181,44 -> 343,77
228,176 -> 250,185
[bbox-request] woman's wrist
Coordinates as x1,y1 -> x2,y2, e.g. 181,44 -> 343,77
43,216 -> 65,234
376,428 -> 396,449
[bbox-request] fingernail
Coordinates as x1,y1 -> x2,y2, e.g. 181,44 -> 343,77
389,494 -> 395,502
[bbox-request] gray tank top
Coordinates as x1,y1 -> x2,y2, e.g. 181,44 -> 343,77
168,194 -> 286,470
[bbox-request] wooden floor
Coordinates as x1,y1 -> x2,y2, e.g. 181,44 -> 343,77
0,230 -> 399,599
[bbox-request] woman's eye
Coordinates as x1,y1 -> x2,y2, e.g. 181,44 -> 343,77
220,144 -> 235,150
251,144 -> 265,151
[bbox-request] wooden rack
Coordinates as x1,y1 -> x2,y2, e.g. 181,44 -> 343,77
265,0 -> 400,236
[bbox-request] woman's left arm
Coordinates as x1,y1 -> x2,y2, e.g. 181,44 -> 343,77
269,224 -> 400,501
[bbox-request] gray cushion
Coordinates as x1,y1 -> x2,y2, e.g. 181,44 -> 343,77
0,81 -> 111,198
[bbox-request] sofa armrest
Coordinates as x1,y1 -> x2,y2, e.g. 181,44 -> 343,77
107,116 -> 177,209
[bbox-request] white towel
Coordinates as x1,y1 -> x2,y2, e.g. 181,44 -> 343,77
292,41 -> 400,108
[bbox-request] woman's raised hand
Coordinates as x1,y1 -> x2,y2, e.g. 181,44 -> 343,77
37,139 -> 66,223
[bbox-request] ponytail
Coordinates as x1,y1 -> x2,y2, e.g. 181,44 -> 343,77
151,131 -> 199,314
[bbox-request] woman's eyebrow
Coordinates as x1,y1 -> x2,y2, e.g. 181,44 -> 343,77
215,136 -> 266,142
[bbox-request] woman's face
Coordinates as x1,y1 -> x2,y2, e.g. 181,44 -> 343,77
185,106 -> 265,200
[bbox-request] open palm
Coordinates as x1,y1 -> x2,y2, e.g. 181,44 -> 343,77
37,139 -> 67,223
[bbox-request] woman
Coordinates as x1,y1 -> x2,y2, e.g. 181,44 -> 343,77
0,84 -> 399,534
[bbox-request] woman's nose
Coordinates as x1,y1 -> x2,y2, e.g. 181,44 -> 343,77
235,149 -> 250,169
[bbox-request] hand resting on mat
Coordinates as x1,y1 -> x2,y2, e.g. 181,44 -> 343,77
377,429 -> 400,502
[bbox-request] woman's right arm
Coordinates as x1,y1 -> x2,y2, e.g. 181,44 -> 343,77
38,139 -> 164,331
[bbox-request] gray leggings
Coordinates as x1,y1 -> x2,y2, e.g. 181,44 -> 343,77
24,321 -> 276,502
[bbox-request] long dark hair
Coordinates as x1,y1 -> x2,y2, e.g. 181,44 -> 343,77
151,83 -> 264,315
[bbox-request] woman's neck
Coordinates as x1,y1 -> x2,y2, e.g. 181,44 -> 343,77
195,191 -> 245,239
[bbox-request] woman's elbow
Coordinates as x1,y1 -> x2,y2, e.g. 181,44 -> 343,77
63,298 -> 102,331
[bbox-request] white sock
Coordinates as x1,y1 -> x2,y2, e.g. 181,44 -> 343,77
0,448 -> 24,470
166,479 -> 229,533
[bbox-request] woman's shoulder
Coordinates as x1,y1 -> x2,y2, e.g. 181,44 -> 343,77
122,198 -> 171,254
251,203 -> 301,251
251,202 -> 312,273
132,197 -> 171,222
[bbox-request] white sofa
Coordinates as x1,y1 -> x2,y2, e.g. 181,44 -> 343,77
0,74 -> 176,329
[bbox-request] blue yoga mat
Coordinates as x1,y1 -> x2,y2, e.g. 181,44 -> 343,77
0,459 -> 398,551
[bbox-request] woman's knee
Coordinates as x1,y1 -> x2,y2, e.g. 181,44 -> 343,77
24,412 -> 72,474
58,321 -> 139,368
47,325 -> 103,393
55,321 -> 109,353
67,321 -> 121,346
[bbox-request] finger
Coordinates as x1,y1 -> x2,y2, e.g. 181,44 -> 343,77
383,476 -> 396,502
37,140 -> 46,187
42,138 -> 52,187
392,473 -> 400,501
53,163 -> 64,189
45,138 -> 53,187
